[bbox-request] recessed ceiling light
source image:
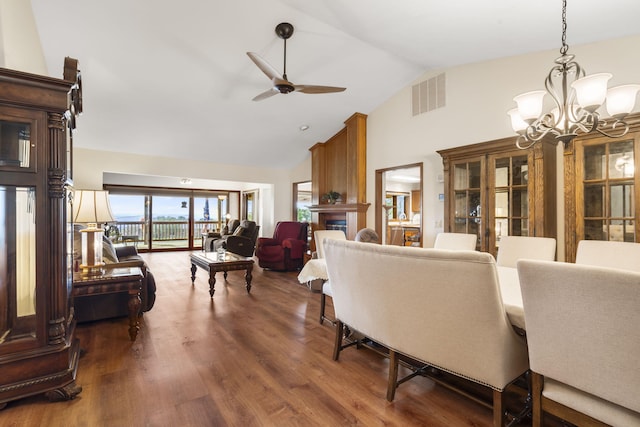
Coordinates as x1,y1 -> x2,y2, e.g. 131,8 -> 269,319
299,125 -> 310,131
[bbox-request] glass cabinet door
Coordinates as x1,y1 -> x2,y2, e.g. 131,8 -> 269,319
0,186 -> 37,345
579,138 -> 636,242
0,120 -> 34,172
452,160 -> 483,250
489,153 -> 530,255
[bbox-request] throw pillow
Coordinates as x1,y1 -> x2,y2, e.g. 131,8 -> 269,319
102,237 -> 119,264
233,226 -> 246,237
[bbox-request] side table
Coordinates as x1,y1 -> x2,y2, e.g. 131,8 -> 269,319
72,267 -> 144,341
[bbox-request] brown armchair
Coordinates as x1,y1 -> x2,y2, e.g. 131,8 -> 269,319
256,221 -> 308,271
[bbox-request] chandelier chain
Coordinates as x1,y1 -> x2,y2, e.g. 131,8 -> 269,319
560,0 -> 568,55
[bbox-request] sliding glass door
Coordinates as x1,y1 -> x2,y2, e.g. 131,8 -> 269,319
107,188 -> 232,252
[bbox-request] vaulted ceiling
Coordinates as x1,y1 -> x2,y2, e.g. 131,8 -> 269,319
30,0 -> 640,169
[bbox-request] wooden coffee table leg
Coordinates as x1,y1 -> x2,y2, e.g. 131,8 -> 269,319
208,270 -> 216,298
245,263 -> 253,293
127,290 -> 141,341
190,262 -> 197,285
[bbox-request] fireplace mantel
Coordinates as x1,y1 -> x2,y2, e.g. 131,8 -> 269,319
308,203 -> 370,214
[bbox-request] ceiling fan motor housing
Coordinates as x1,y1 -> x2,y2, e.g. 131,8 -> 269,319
276,83 -> 295,94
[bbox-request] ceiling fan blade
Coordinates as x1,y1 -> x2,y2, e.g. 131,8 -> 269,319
246,52 -> 283,81
294,85 -> 346,94
252,88 -> 280,102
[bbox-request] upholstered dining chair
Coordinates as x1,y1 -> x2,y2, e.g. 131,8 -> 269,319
518,259 -> 640,426
495,236 -> 556,331
575,240 -> 640,272
495,235 -> 556,268
433,232 -> 477,250
314,230 -> 347,325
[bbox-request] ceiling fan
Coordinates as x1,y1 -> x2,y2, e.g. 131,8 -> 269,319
247,22 -> 346,101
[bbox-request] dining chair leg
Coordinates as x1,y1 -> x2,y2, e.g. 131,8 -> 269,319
387,350 -> 399,401
333,320 -> 344,361
319,292 -> 326,324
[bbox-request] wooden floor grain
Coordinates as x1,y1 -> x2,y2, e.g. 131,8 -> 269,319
1,252 -> 530,426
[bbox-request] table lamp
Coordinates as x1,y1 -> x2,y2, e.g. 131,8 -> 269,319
73,190 -> 115,274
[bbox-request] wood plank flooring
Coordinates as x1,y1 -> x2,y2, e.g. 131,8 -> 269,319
1,252 -> 532,426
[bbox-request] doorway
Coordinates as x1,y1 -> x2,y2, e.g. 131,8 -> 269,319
375,163 -> 423,246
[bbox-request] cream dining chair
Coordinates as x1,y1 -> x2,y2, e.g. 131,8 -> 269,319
495,235 -> 556,268
495,235 -> 556,332
518,259 -> 640,426
575,240 -> 640,272
314,230 -> 347,325
433,232 -> 477,250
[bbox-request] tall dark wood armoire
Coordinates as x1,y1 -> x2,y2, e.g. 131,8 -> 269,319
0,58 -> 82,408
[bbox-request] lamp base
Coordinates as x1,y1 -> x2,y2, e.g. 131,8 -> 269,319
79,262 -> 105,276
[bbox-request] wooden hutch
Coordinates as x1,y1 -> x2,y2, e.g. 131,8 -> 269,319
308,113 -> 370,249
0,59 -> 82,407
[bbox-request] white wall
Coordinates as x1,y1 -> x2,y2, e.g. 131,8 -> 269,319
74,147 -> 293,237
366,34 -> 640,250
0,0 -> 47,74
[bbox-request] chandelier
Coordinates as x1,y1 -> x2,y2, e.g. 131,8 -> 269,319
508,0 -> 640,149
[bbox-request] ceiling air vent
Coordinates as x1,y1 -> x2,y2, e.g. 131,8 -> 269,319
412,73 -> 445,116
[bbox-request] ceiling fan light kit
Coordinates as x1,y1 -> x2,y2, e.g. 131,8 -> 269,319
247,22 -> 346,101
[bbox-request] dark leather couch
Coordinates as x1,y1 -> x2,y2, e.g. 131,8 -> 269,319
203,219 -> 240,252
212,220 -> 259,257
74,235 -> 156,323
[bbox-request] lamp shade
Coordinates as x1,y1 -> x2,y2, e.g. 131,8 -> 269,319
513,90 -> 546,123
606,84 -> 640,118
73,190 -> 115,225
507,108 -> 528,133
570,73 -> 612,112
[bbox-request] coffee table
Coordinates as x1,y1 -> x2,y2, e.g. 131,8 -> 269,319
190,251 -> 255,297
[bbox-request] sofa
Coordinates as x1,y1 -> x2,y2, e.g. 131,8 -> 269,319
212,220 -> 260,257
73,233 -> 156,323
203,219 -> 240,252
323,239 -> 529,426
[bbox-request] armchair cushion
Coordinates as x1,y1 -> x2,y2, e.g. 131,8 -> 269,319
102,238 -> 119,263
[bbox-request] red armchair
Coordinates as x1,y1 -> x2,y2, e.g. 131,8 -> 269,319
256,221 -> 309,271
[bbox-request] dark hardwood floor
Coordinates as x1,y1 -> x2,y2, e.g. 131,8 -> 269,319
2,251 -> 533,426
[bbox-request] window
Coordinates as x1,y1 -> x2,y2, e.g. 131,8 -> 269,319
106,188 -> 233,251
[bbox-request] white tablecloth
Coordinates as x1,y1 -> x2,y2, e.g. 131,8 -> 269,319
497,266 -> 525,330
297,259 -> 328,283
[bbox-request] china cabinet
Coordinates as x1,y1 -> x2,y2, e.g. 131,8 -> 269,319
438,136 -> 557,256
0,59 -> 82,407
563,114 -> 640,262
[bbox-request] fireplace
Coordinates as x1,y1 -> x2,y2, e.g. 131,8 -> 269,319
325,219 -> 347,234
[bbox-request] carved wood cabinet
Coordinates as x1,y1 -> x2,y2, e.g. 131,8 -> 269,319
563,115 -> 640,262
438,136 -> 557,256
0,61 -> 82,407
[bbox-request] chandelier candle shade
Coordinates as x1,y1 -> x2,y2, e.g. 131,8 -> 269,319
72,190 -> 116,274
509,0 -> 640,149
